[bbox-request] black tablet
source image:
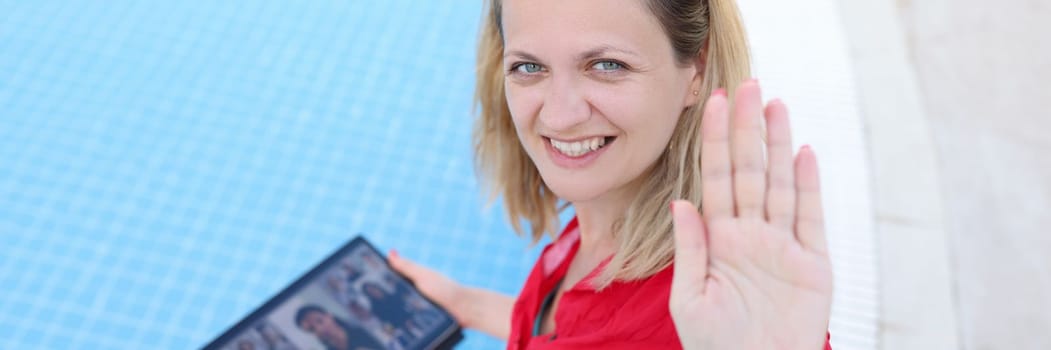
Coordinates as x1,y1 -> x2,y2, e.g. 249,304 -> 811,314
202,236 -> 463,350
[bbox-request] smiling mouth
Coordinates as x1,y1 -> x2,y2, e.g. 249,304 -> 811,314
546,136 -> 616,157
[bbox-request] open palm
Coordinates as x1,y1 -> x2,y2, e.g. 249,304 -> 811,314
669,80 -> 833,350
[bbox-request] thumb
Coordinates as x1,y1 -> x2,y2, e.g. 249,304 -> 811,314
388,250 -> 462,313
671,200 -> 709,293
388,250 -> 432,283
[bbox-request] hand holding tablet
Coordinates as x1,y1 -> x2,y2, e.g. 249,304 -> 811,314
203,237 -> 463,350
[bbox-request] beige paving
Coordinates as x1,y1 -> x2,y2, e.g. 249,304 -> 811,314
900,0 -> 1051,348
837,1 -> 959,348
841,0 -> 1051,348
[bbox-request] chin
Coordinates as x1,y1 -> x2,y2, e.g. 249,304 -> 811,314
538,171 -> 616,203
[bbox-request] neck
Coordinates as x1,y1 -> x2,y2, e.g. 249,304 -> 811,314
571,177 -> 642,261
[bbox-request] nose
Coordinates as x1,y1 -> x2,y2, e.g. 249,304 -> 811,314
537,72 -> 591,132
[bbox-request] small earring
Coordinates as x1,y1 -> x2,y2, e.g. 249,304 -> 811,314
692,90 -> 699,96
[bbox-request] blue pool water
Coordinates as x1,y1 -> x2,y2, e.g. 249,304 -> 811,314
0,1 -> 545,348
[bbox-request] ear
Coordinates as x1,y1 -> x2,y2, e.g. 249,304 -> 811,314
682,39 -> 710,108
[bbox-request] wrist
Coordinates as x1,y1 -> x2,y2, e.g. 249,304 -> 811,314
451,284 -> 475,328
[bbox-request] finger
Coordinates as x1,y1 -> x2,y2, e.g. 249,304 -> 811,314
732,79 -> 766,218
388,250 -> 434,282
671,200 -> 710,294
700,89 -> 734,219
764,99 -> 796,230
794,146 -> 828,254
389,251 -> 466,321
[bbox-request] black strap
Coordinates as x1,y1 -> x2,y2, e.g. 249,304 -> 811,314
532,278 -> 564,337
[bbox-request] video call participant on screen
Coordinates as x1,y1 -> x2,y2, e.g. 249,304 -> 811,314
294,305 -> 385,350
342,262 -> 365,283
361,282 -> 422,337
257,323 -> 298,350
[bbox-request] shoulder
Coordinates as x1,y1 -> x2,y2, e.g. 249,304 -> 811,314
558,265 -> 679,345
596,264 -> 675,321
605,266 -> 678,345
538,217 -> 581,277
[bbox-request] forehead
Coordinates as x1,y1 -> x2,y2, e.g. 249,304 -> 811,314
501,0 -> 667,53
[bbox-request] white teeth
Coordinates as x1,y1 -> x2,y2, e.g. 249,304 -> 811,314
550,136 -> 608,157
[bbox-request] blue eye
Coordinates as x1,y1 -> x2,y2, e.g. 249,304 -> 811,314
515,63 -> 543,74
592,61 -> 623,71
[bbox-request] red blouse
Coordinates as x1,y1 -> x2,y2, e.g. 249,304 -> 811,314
507,218 -> 833,350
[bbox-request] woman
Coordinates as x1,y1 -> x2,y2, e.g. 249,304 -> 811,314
390,0 -> 834,348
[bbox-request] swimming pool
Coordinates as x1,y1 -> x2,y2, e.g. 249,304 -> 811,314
0,1 -> 537,348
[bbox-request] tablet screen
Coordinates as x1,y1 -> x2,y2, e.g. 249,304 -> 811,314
203,237 -> 462,350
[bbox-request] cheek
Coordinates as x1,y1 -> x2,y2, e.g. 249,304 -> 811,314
595,90 -> 679,140
640,105 -> 684,154
594,92 -> 683,172
505,86 -> 543,136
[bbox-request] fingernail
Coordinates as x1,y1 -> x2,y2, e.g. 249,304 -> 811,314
712,88 -> 726,97
669,201 -> 675,212
802,144 -> 812,152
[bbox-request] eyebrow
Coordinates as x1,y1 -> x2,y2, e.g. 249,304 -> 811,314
503,50 -> 542,63
576,45 -> 642,61
503,45 -> 642,63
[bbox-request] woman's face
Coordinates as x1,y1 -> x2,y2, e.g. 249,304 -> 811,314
502,0 -> 701,202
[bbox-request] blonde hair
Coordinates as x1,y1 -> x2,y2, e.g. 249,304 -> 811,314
474,0 -> 752,288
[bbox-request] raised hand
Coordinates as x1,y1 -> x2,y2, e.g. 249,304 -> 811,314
669,80 -> 833,350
